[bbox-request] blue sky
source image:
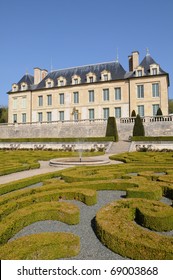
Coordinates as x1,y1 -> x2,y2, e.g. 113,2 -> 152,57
0,0 -> 173,106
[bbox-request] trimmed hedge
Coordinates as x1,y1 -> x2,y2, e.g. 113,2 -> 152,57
0,232 -> 80,260
0,201 -> 79,245
0,137 -> 114,142
131,136 -> 173,141
95,198 -> 173,259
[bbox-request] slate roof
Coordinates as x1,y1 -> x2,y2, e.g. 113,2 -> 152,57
8,54 -> 169,93
36,61 -> 126,89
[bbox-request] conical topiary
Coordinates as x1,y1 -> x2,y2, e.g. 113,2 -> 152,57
133,114 -> 145,136
156,107 -> 163,116
106,117 -> 119,142
131,110 -> 136,117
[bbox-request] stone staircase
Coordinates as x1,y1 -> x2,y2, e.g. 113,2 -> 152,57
106,141 -> 131,155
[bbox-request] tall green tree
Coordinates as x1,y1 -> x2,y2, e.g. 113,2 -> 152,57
133,114 -> 145,136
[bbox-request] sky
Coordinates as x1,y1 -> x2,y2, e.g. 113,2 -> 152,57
0,0 -> 173,106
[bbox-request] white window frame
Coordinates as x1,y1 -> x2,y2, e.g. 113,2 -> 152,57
73,92 -> 79,104
137,85 -> 144,98
103,108 -> 109,119
115,87 -> 121,100
153,104 -> 159,116
89,109 -> 95,120
115,107 -> 121,118
152,83 -> 159,97
103,89 -> 109,101
59,93 -> 64,105
47,94 -> 52,106
138,105 -> 144,117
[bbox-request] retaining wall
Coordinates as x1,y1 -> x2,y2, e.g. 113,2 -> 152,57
1,117 -> 173,140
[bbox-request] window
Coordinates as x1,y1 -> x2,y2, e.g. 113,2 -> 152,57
153,104 -> 159,116
137,85 -> 144,98
22,97 -> 26,109
13,98 -> 17,109
137,70 -> 142,77
47,82 -> 52,88
103,89 -> 109,101
152,83 -> 159,97
138,105 -> 144,117
47,95 -> 52,106
74,111 -> 79,121
74,79 -> 78,84
13,114 -> 17,123
22,113 -> 26,123
89,109 -> 95,120
59,93 -> 64,104
38,112 -> 43,122
59,111 -> 64,121
89,90 -> 94,102
115,88 -> 121,100
152,68 -> 157,75
73,92 -> 79,103
103,74 -> 108,81
47,112 -> 52,122
103,108 -> 109,119
89,76 -> 93,83
38,96 -> 43,107
115,107 -> 121,118
60,80 -> 64,86
21,83 -> 27,91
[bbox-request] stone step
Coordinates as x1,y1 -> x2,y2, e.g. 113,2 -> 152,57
106,141 -> 131,155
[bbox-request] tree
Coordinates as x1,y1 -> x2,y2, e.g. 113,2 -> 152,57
133,114 -> 145,136
0,106 -> 8,123
168,99 -> 173,114
156,107 -> 163,116
131,110 -> 136,117
106,116 -> 119,142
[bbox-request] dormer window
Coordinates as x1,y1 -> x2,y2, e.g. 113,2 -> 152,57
57,76 -> 66,87
137,70 -> 142,77
104,74 -> 108,81
72,75 -> 81,85
45,78 -> 54,88
152,68 -> 157,75
12,83 -> 18,92
150,64 -> 159,75
86,72 -> 96,83
21,83 -> 27,91
135,66 -> 144,77
101,70 -> 111,81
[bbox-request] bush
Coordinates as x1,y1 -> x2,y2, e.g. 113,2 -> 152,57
133,114 -> 145,136
95,198 -> 173,259
106,117 -> 119,142
0,232 -> 80,259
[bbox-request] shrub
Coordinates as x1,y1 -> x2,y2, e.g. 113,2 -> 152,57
106,117 -> 119,142
131,110 -> 136,117
156,107 -> 163,116
133,114 -> 145,136
95,198 -> 173,259
0,232 -> 80,259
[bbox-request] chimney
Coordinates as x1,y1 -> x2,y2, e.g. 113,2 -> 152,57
34,68 -> 48,84
128,51 -> 139,71
41,69 -> 48,80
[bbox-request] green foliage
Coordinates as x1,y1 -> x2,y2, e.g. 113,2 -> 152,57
95,199 -> 173,259
131,136 -> 173,141
168,99 -> 173,114
0,106 -> 8,123
0,232 -> 80,259
0,137 -> 114,142
156,107 -> 163,116
133,114 -> 145,136
106,117 -> 119,142
131,110 -> 136,117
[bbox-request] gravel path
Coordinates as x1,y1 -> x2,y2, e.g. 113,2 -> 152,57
10,190 -> 128,260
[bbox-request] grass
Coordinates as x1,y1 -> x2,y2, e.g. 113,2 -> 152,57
0,150 -> 103,176
1,150 -> 173,259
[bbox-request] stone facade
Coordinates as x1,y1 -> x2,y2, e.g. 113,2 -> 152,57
7,50 -> 169,124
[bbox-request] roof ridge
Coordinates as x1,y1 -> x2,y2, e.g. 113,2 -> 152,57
51,60 -> 118,73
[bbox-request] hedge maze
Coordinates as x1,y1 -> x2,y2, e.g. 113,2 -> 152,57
0,151 -> 173,259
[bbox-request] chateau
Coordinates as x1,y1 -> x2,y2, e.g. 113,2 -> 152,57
7,50 -> 169,124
